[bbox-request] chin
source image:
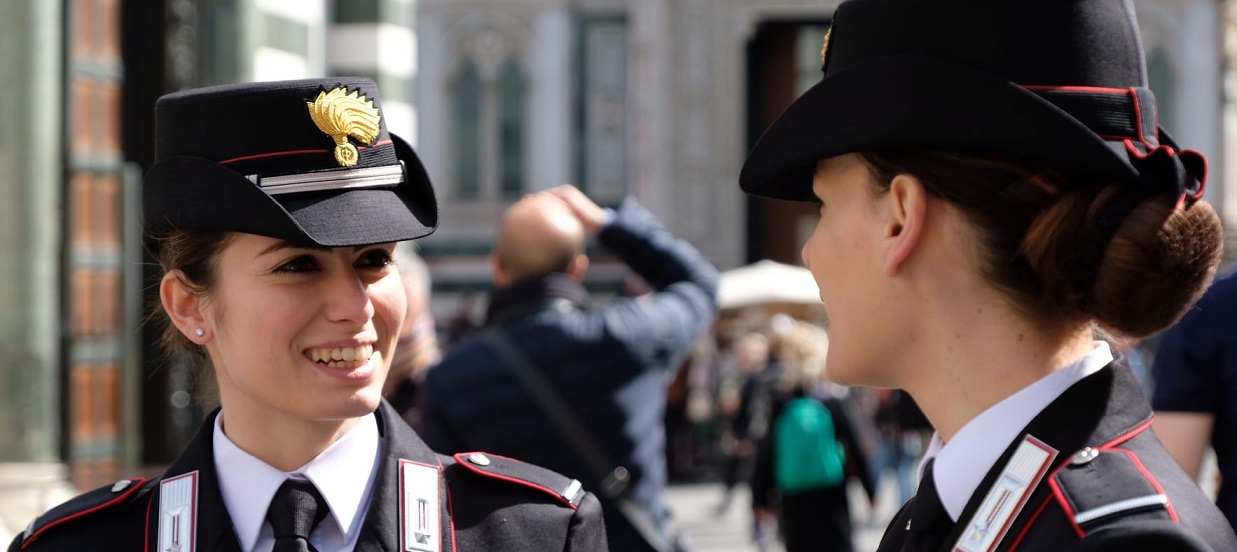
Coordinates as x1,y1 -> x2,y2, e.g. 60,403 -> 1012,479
824,350 -> 871,387
315,388 -> 384,421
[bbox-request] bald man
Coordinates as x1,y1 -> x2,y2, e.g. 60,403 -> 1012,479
417,186 -> 719,552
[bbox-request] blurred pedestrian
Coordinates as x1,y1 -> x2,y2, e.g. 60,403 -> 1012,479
738,0 -> 1237,549
383,246 -> 441,427
417,185 -> 719,552
1152,269 -> 1237,529
10,78 -> 607,551
750,323 -> 875,552
714,333 -> 776,515
869,389 -> 923,514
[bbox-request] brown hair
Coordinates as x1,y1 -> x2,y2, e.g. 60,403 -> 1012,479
150,229 -> 234,401
859,151 -> 1223,339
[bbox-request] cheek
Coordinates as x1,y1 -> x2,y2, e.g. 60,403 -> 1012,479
370,278 -> 407,337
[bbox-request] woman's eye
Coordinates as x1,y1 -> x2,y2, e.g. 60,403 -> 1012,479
276,255 -> 320,273
357,249 -> 394,270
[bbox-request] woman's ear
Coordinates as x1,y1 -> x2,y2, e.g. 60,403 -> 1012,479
160,270 -> 209,343
882,173 -> 928,276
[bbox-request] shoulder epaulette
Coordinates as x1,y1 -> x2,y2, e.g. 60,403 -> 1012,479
17,478 -> 150,549
450,452 -> 584,508
1050,447 -> 1174,536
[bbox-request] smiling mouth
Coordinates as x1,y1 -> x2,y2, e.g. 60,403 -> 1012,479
308,344 -> 375,369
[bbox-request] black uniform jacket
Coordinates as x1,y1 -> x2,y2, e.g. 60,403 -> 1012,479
877,363 -> 1237,552
9,401 -> 608,551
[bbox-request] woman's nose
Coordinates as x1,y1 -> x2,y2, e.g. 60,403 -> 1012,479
323,270 -> 375,324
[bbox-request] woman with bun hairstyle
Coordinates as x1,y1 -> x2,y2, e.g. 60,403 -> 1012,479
10,78 -> 607,551
740,1 -> 1237,551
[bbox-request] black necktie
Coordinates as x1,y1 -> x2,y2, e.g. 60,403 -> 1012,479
906,459 -> 954,552
267,479 -> 330,552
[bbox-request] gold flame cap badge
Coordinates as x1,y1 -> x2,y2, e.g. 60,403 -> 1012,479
306,87 -> 382,167
820,27 -> 833,69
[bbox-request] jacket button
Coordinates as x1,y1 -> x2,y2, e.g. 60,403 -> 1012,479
1071,447 -> 1099,466
468,453 -> 492,466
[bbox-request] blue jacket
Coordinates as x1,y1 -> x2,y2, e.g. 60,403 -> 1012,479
418,198 -> 719,551
1153,269 -> 1237,529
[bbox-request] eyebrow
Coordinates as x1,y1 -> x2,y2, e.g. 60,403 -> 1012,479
256,240 -> 372,257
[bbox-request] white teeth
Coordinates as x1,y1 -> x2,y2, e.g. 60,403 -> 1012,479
308,344 -> 374,367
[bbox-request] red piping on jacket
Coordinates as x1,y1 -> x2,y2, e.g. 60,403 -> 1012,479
21,478 -> 148,550
1048,418 -> 1164,539
452,452 -> 580,510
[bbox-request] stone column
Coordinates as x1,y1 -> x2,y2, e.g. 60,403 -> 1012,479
0,0 -> 75,541
528,8 -> 573,191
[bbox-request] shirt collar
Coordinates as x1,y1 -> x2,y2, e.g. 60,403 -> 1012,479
213,412 -> 381,551
922,341 -> 1113,521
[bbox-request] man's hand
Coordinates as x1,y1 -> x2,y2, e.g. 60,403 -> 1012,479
544,185 -> 607,235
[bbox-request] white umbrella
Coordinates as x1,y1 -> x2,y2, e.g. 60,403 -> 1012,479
717,260 -> 821,310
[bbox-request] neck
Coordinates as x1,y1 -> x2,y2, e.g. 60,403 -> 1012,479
217,400 -> 359,472
898,296 -> 1094,443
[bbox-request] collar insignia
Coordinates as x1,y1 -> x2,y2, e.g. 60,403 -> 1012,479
306,87 -> 382,167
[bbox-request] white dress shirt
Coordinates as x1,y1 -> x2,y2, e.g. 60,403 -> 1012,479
920,341 -> 1114,521
213,412 -> 382,552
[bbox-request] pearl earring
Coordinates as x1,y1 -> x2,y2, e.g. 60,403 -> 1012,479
194,328 -> 205,338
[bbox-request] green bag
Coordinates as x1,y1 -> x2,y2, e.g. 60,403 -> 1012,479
773,397 -> 846,493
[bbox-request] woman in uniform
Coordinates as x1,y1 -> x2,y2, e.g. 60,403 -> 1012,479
10,78 -> 607,551
740,0 -> 1237,551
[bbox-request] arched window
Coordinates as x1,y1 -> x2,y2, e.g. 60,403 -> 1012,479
450,25 -> 528,203
499,59 -> 525,198
454,61 -> 481,199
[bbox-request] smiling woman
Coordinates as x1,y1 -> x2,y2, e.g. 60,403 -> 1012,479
10,78 -> 608,552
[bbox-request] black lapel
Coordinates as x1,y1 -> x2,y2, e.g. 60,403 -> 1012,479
939,362 -> 1152,551
146,409 -> 243,552
355,401 -> 455,552
876,501 -> 914,552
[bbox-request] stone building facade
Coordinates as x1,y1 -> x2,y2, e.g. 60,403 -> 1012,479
416,0 -> 1227,318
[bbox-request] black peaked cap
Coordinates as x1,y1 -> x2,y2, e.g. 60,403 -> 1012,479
740,0 -> 1207,203
143,77 -> 438,246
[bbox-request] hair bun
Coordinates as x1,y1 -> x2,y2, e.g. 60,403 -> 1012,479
1089,193 -> 1224,338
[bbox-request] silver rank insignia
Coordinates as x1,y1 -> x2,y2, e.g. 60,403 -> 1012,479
400,460 -> 442,552
954,435 -> 1058,552
158,471 -> 199,552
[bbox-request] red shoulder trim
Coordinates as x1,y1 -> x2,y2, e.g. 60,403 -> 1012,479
21,478 -> 148,549
452,452 -> 580,510
1048,419 -> 1172,539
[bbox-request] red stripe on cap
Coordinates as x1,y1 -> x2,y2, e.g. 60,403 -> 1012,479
1022,85 -> 1135,96
218,139 -> 395,165
1128,87 -> 1150,145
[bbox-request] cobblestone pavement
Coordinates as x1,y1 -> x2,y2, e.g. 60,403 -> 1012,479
666,479 -> 899,551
